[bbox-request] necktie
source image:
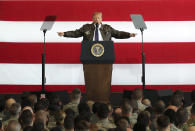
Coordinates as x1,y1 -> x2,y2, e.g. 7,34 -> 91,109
95,23 -> 99,41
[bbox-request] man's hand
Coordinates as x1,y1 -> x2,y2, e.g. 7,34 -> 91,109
57,32 -> 64,37
130,33 -> 137,37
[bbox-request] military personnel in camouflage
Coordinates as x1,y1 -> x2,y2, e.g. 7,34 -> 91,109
0,98 -> 16,122
3,103 -> 21,130
157,115 -> 171,131
132,88 -> 148,112
183,104 -> 195,131
63,88 -> 81,117
95,103 -> 116,131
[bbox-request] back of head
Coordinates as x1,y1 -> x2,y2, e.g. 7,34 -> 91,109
5,98 -> 16,110
71,88 -> 81,100
64,115 -> 74,130
6,120 -> 21,131
121,102 -> 132,115
133,111 -> 150,131
55,110 -> 66,125
31,120 -> 44,131
19,109 -> 33,128
154,100 -> 166,115
92,102 -> 101,114
75,120 -> 90,131
9,103 -> 21,117
164,109 -> 176,124
175,107 -> 188,126
115,117 -> 130,131
97,103 -> 109,119
78,102 -> 90,115
35,110 -> 48,126
157,115 -> 170,131
132,88 -> 143,100
169,95 -> 182,107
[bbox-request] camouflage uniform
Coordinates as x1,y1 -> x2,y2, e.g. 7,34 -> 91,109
96,118 -> 116,131
90,114 -> 99,124
137,101 -> 147,112
0,111 -> 10,122
63,101 -> 79,116
183,118 -> 195,131
3,116 -> 18,129
47,114 -> 56,130
170,124 -> 182,131
129,113 -> 138,128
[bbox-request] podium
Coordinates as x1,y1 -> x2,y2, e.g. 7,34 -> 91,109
81,41 -> 115,103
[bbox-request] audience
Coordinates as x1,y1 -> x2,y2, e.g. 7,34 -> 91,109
0,88 -> 194,131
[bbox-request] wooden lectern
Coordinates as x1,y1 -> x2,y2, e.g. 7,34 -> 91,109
81,41 -> 115,103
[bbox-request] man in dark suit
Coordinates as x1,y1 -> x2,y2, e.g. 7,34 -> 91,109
58,12 -> 136,40
58,12 -> 136,103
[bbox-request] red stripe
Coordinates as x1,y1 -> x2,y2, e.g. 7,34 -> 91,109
1,42 -> 195,64
0,0 -> 195,21
0,85 -> 193,93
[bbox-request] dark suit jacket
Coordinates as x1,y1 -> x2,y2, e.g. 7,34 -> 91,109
63,23 -> 130,41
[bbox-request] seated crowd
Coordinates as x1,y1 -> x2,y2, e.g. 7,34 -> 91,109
0,88 -> 194,131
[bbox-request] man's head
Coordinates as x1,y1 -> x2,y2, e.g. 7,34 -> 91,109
92,12 -> 102,25
132,88 -> 143,101
5,98 -> 16,110
9,103 -> 21,117
157,115 -> 170,131
71,88 -> 81,101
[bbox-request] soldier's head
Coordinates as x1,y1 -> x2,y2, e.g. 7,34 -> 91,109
157,115 -> 170,131
92,12 -> 102,25
97,103 -> 109,119
71,88 -> 81,101
132,88 -> 143,101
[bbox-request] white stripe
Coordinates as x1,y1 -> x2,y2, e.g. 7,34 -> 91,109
0,21 -> 195,42
0,63 -> 195,85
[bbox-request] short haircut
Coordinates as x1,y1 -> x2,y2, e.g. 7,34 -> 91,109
31,120 -> 44,131
121,102 -> 132,115
115,117 -> 130,131
157,115 -> 170,130
170,95 -> 182,107
71,88 -> 81,100
92,12 -> 102,18
64,115 -> 74,130
97,103 -> 109,119
19,109 -> 33,127
132,88 -> 143,100
154,100 -> 166,114
175,107 -> 188,126
75,120 -> 90,131
9,103 -> 21,116
78,102 -> 90,115
92,102 -> 101,114
164,109 -> 176,123
55,110 -> 66,125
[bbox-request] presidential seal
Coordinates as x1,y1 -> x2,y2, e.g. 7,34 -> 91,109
91,43 -> 104,57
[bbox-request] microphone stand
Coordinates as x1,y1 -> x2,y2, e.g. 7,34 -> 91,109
42,29 -> 47,94
140,28 -> 145,90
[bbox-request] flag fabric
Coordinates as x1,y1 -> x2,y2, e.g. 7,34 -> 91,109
0,0 -> 195,93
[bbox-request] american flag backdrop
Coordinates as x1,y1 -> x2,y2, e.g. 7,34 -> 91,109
0,0 -> 195,93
